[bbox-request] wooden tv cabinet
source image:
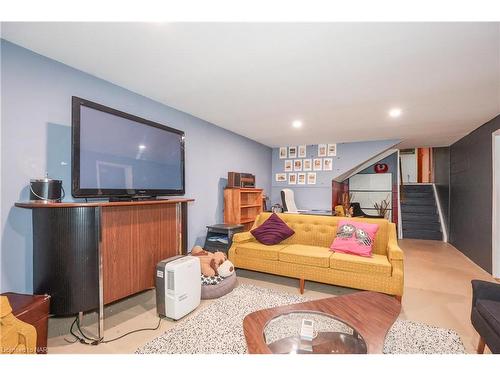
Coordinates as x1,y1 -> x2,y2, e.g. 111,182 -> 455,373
15,198 -> 193,340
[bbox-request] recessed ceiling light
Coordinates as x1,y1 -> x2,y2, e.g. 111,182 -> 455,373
292,120 -> 303,129
139,144 -> 146,150
388,108 -> 402,118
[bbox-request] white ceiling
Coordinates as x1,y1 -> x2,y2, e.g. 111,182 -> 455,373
2,22 -> 499,148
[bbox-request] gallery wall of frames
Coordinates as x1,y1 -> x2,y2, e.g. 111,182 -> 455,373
269,139 -> 400,210
275,143 -> 337,186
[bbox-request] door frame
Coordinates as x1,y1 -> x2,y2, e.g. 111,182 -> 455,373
417,147 -> 433,183
493,130 -> 500,278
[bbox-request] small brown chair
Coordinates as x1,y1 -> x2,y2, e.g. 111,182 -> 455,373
1,293 -> 50,354
0,296 -> 37,354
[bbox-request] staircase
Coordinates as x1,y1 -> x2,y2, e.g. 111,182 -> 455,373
401,184 -> 443,240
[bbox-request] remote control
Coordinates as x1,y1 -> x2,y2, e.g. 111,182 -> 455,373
300,318 -> 314,341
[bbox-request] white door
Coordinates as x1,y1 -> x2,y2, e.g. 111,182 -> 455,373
493,132 -> 500,278
400,150 -> 417,183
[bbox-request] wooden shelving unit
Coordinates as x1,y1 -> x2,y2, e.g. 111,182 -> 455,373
224,188 -> 263,231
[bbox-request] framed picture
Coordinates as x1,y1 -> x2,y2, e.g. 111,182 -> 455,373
288,173 -> 297,185
284,160 -> 293,172
279,147 -> 287,159
288,146 -> 297,158
298,145 -> 307,158
298,172 -> 306,185
323,158 -> 333,171
275,173 -> 287,182
313,158 -> 322,171
327,143 -> 337,157
303,158 -> 312,171
307,172 -> 316,185
294,159 -> 302,171
318,144 -> 327,157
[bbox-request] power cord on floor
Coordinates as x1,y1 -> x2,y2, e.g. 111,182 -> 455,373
76,315 -> 99,342
100,318 -> 162,344
66,316 -> 100,345
63,318 -> 79,344
67,315 -> 162,345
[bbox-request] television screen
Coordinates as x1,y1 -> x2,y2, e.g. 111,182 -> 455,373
72,97 -> 185,198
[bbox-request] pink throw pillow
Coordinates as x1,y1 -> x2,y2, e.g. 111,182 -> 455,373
330,220 -> 379,257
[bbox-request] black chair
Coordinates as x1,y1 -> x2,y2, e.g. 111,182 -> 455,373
471,280 -> 500,353
350,202 -> 384,219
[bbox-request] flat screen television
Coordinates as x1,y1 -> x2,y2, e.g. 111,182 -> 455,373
71,96 -> 185,199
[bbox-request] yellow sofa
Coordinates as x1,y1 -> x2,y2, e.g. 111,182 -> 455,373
228,212 -> 404,299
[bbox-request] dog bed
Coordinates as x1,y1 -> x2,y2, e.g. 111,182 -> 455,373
201,273 -> 237,300
201,274 -> 224,286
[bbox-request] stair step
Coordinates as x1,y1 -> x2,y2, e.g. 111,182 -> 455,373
403,217 -> 440,225
402,211 -> 439,218
403,229 -> 442,240
402,185 -> 433,192
403,221 -> 441,231
401,198 -> 436,206
402,192 -> 434,199
401,204 -> 437,214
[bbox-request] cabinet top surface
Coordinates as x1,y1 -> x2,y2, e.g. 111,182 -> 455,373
206,223 -> 244,230
225,187 -> 263,192
15,198 -> 194,208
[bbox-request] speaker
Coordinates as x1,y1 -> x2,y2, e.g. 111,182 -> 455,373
227,172 -> 255,188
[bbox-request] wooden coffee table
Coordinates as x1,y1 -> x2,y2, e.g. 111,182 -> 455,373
243,291 -> 401,354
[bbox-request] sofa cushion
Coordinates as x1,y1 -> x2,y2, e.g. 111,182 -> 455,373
477,299 -> 500,334
279,244 -> 332,268
330,252 -> 391,276
251,213 -> 295,245
235,242 -> 287,261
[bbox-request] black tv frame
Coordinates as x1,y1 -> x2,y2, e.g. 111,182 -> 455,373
71,96 -> 185,199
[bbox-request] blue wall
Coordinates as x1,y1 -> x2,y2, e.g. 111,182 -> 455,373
270,140 -> 399,210
0,40 -> 272,293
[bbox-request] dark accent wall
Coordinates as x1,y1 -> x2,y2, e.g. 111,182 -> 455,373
449,114 -> 500,273
433,147 -> 450,235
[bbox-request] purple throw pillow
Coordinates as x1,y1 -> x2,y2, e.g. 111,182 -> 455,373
251,213 -> 295,245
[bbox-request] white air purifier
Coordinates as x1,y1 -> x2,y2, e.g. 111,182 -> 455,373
155,255 -> 201,320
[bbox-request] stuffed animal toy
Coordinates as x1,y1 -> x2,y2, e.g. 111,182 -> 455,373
191,246 -> 227,277
217,260 -> 235,278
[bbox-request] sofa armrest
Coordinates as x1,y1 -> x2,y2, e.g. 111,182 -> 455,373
387,223 -> 404,261
232,231 -> 255,244
472,280 -> 500,306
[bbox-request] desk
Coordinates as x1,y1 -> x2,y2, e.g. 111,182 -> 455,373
299,210 -> 335,216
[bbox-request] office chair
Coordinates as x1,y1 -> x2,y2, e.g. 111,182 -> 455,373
280,189 -> 307,213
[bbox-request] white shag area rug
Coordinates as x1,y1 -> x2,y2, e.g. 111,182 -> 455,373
136,284 -> 466,354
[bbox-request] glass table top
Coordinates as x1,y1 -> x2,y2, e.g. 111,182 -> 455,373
263,311 -> 367,354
